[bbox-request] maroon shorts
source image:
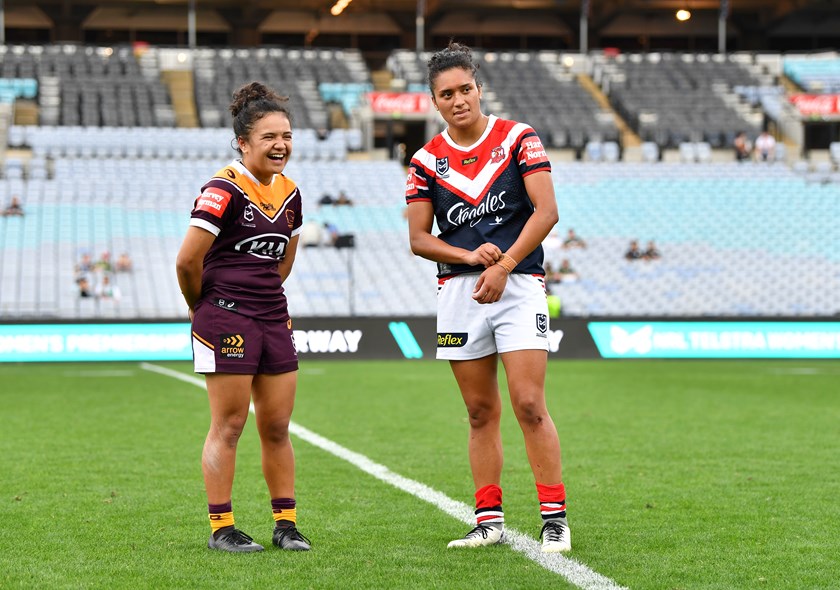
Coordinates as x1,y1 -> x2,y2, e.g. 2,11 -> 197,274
191,302 -> 298,375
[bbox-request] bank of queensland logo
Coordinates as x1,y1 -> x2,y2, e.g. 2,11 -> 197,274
436,156 -> 450,178
536,313 -> 548,336
610,325 -> 653,355
490,146 -> 505,163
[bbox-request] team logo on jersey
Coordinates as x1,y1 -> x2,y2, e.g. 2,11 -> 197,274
220,334 -> 245,358
490,146 -> 505,163
436,157 -> 450,177
536,313 -> 548,335
438,333 -> 468,347
285,209 -> 295,229
235,233 -> 290,260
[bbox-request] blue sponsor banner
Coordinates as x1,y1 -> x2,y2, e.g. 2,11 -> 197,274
0,323 -> 192,362
589,321 -> 840,359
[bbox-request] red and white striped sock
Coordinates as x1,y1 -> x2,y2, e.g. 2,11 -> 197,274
536,482 -> 567,522
474,484 -> 504,527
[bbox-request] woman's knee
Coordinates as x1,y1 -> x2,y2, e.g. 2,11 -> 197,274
213,414 -> 248,448
465,401 -> 501,429
259,417 -> 291,445
512,396 -> 548,426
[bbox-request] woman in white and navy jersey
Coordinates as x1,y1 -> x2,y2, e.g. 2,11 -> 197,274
405,42 -> 571,553
176,82 -> 311,554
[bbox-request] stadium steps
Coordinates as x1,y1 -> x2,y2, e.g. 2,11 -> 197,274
161,70 -> 199,127
576,73 -> 641,147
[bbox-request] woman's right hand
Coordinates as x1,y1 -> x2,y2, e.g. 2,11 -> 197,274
464,243 -> 502,268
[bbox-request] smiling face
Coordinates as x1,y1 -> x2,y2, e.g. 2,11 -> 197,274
431,67 -> 484,136
238,111 -> 292,184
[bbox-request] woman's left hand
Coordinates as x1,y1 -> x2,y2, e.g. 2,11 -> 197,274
472,265 -> 509,304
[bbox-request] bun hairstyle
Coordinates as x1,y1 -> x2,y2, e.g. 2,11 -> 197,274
229,82 -> 291,151
427,41 -> 480,94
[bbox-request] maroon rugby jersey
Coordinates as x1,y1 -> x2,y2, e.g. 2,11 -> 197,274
189,160 -> 303,320
405,115 -> 551,278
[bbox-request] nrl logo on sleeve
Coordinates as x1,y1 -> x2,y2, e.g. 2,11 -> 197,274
536,313 -> 548,335
437,332 -> 468,347
436,156 -> 450,177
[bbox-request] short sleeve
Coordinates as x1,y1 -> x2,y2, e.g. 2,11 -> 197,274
516,128 -> 551,178
189,179 -> 236,236
405,160 -> 431,204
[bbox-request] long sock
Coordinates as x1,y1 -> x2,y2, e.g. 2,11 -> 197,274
536,482 -> 567,522
271,497 -> 297,527
209,501 -> 234,536
474,484 -> 504,527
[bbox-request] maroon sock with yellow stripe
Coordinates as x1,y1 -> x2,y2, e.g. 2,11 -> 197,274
271,497 -> 297,528
208,502 -> 235,537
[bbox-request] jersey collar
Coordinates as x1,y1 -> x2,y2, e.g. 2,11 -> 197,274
442,115 -> 497,152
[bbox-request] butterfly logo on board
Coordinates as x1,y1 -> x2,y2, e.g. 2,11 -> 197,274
610,326 -> 653,355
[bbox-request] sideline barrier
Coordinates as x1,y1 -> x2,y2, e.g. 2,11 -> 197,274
1,318 -> 839,363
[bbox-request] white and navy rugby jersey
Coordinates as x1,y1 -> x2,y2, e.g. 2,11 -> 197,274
189,160 -> 303,321
405,115 -> 551,278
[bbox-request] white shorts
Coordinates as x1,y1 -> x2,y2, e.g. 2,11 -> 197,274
436,273 -> 550,360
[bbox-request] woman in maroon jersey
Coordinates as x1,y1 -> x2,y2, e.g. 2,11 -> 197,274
405,42 -> 570,553
176,82 -> 311,553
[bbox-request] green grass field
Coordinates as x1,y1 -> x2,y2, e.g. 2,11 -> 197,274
2,360 -> 839,590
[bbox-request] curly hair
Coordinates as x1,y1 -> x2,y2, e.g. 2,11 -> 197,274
229,82 -> 291,151
427,41 -> 481,94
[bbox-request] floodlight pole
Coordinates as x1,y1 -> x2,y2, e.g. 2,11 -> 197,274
580,0 -> 589,54
718,0 -> 728,54
416,0 -> 426,53
0,0 -> 5,45
188,0 -> 197,48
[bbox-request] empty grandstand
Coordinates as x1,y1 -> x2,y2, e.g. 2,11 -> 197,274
1,34 -> 839,322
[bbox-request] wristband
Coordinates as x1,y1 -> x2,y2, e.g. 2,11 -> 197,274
496,253 -> 518,274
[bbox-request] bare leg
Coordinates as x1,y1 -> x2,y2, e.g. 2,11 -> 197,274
251,371 -> 298,498
449,355 -> 503,490
500,350 -> 562,484
203,373 -> 253,504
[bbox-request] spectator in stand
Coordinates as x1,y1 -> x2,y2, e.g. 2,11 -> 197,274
115,253 -> 133,273
557,258 -> 579,282
323,221 -> 340,247
300,220 -> 323,247
625,240 -> 643,261
96,252 -> 113,273
95,274 -> 121,302
754,131 -> 776,162
562,228 -> 586,250
2,196 -> 24,216
644,240 -> 661,261
544,261 -> 562,285
335,191 -> 353,206
318,193 -> 334,206
733,131 -> 752,162
78,276 -> 93,298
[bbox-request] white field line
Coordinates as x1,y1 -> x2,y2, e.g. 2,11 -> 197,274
140,362 -> 627,590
